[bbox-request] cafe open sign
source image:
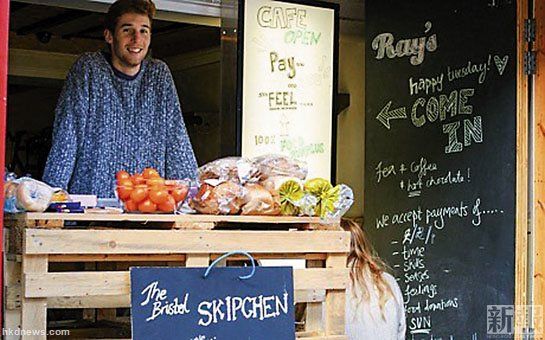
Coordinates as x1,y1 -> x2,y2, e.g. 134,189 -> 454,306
130,266 -> 295,339
240,0 -> 338,181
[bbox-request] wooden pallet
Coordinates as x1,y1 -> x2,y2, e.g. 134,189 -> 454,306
4,213 -> 349,340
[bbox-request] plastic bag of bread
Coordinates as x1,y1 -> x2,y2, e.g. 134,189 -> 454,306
13,177 -> 54,212
190,181 -> 245,215
4,172 -> 21,213
198,157 -> 259,184
252,154 -> 308,181
241,183 -> 280,216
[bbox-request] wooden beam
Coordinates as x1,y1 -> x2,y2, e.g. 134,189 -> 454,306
513,0 -> 530,338
24,229 -> 350,254
8,48 -> 77,80
14,0 -> 221,27
13,212 -> 335,224
21,255 -> 47,340
24,268 -> 349,298
17,10 -> 91,35
533,0 -> 545,337
9,289 -> 326,309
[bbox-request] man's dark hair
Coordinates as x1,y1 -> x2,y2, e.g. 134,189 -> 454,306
104,0 -> 156,32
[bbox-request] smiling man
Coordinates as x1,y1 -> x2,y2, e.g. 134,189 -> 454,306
42,0 -> 198,198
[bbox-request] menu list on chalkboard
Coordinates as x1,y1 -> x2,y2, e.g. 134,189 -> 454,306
240,0 -> 337,180
365,1 -> 516,338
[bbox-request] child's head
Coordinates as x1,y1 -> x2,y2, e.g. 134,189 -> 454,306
341,218 -> 394,313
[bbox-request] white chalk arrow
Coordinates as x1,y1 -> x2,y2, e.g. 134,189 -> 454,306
376,101 -> 407,129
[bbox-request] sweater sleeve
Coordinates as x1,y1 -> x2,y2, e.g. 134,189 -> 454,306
42,57 -> 88,189
163,67 -> 198,180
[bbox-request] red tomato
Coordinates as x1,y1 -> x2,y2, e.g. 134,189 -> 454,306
117,186 -> 133,201
142,168 -> 160,179
130,185 -> 148,203
116,179 -> 134,201
117,178 -> 133,187
171,185 -> 189,203
116,170 -> 131,182
138,199 -> 157,213
147,177 -> 165,187
124,199 -> 138,212
149,187 -> 169,205
158,195 -> 176,213
131,174 -> 146,185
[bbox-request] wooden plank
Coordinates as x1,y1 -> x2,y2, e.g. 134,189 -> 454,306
96,263 -> 117,322
5,260 -> 22,309
4,309 -> 22,340
185,254 -> 210,267
324,254 -> 347,336
82,263 -> 96,321
173,222 -> 215,230
48,295 -> 129,309
48,254 -> 186,262
306,260 -> 324,333
43,289 -> 324,309
21,255 -> 48,340
24,268 -> 348,298
47,253 -> 325,263
25,230 -> 350,254
515,1 -> 530,338
6,283 -> 21,309
534,0 -> 545,337
13,212 -> 337,225
211,253 -> 326,261
8,48 -> 76,80
295,289 -> 326,303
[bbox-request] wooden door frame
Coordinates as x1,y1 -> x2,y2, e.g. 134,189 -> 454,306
0,0 -> 10,329
533,0 -> 545,337
516,0 -> 529,338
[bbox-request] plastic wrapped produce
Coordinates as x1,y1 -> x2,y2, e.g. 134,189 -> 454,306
278,179 -> 305,216
13,177 -> 54,212
252,154 -> 308,181
294,194 -> 318,217
325,184 -> 354,219
198,157 -> 258,184
241,183 -> 280,216
189,184 -> 219,214
304,178 -> 341,218
190,182 -> 245,215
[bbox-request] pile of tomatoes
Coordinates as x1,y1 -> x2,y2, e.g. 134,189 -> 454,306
115,168 -> 189,213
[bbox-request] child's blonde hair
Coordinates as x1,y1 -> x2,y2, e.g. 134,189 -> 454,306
341,218 -> 394,317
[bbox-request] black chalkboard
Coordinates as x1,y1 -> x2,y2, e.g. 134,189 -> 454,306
130,266 -> 295,339
364,1 -> 516,338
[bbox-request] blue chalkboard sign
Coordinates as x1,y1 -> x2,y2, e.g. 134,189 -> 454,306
130,266 -> 295,340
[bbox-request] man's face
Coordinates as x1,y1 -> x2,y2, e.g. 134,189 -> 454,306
104,12 -> 151,74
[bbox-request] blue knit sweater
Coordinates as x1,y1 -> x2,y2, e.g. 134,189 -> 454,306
43,52 -> 198,198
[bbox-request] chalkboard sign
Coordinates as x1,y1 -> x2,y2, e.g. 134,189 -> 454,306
239,0 -> 339,180
130,267 -> 295,340
364,1 -> 516,338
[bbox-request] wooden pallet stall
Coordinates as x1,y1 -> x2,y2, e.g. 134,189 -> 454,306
4,213 -> 350,340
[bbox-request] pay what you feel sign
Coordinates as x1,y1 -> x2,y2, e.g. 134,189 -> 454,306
130,267 -> 295,340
